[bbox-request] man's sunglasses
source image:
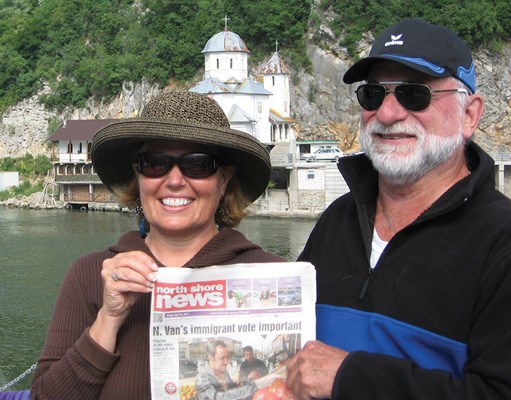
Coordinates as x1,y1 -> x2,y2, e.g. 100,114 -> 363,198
136,152 -> 224,179
355,82 -> 469,112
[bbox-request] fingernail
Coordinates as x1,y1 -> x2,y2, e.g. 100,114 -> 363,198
148,273 -> 157,282
150,263 -> 159,271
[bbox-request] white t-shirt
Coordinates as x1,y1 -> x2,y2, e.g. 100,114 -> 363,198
370,228 -> 389,269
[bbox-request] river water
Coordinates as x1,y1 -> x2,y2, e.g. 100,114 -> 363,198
0,207 -> 317,391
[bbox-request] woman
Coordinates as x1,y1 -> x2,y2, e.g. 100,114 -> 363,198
31,92 -> 285,399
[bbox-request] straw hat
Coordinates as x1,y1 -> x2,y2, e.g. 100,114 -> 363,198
91,92 -> 271,201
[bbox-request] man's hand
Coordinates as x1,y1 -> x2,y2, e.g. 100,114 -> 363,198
286,341 -> 348,400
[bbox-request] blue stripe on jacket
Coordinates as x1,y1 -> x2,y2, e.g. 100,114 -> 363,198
317,304 -> 467,377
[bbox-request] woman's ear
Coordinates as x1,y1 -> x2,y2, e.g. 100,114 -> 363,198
219,165 -> 235,192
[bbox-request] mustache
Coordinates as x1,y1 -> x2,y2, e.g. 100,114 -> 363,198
361,120 -> 427,138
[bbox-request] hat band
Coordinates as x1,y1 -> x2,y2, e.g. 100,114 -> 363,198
382,54 -> 476,93
383,54 -> 446,75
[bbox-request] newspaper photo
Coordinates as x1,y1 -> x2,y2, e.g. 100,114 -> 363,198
150,261 -> 316,400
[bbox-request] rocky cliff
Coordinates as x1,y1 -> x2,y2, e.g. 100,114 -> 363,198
1,33 -> 510,158
290,29 -> 511,154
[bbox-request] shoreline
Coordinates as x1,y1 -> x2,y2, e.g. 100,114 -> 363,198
0,192 -> 323,220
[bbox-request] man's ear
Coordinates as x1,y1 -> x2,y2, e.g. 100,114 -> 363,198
462,93 -> 484,140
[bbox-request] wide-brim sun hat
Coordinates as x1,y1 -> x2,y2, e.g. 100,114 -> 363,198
343,18 -> 476,93
91,91 -> 271,202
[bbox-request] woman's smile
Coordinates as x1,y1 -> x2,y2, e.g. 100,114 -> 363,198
160,197 -> 193,207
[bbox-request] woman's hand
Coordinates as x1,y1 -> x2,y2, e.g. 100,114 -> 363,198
89,251 -> 159,352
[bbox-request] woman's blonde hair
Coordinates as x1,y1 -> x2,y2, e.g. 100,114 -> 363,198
112,167 -> 251,230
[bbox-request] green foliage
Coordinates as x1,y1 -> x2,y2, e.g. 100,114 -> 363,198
47,116 -> 62,138
0,180 -> 44,200
1,0 -> 509,113
320,0 -> 511,57
0,153 -> 50,199
0,154 -> 51,177
224,0 -> 312,68
0,0 -> 312,113
0,154 -> 51,198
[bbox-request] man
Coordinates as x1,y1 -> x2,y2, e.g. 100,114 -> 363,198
195,341 -> 275,400
238,345 -> 269,383
286,18 -> 511,400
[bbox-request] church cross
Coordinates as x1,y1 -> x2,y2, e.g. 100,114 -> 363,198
223,15 -> 230,31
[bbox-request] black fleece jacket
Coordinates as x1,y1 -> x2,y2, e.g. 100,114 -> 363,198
299,142 -> 511,400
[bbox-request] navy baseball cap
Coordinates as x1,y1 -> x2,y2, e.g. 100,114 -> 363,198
343,19 -> 476,93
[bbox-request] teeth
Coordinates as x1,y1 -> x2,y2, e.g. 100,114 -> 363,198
161,198 -> 192,207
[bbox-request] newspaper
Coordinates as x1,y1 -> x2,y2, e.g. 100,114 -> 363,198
150,262 -> 316,400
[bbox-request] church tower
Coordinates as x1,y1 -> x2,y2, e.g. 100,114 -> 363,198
190,16 -> 272,144
262,41 -> 291,118
261,41 -> 295,143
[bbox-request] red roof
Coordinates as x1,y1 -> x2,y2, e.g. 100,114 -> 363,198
49,119 -> 116,141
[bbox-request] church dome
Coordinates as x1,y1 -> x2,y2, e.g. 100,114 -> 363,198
262,51 -> 290,75
202,30 -> 250,54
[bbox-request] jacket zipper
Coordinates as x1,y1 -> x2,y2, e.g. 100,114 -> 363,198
358,267 -> 374,300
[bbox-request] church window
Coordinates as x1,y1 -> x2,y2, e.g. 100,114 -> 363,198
67,142 -> 73,154
216,59 -> 219,69
272,76 -> 275,86
230,58 -> 233,68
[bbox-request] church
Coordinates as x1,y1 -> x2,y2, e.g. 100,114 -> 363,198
189,17 -> 295,147
48,18 -> 347,213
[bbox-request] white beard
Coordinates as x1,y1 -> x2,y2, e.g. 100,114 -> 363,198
360,120 -> 464,186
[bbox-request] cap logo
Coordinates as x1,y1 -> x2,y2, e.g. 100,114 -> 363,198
385,34 -> 403,47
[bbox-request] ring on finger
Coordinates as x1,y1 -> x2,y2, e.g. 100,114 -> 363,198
111,271 -> 120,282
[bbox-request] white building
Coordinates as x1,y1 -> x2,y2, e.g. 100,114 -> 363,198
189,23 -> 295,147
0,171 -> 19,191
262,44 -> 295,144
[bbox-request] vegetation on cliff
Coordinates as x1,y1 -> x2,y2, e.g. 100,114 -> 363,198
0,154 -> 51,200
1,0 -> 511,120
0,0 -> 311,113
318,0 -> 511,57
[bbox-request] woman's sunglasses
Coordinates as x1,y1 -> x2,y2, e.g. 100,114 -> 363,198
136,152 -> 223,179
355,82 -> 469,112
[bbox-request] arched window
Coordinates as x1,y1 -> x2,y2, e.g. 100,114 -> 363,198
230,59 -> 233,68
67,142 -> 73,154
216,59 -> 219,69
272,76 -> 275,86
